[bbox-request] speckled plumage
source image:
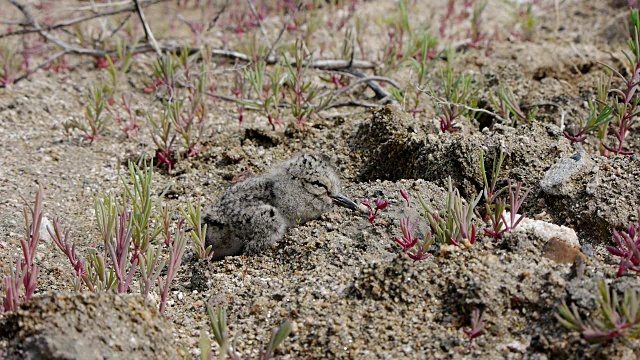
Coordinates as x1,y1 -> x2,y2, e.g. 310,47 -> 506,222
204,153 -> 358,260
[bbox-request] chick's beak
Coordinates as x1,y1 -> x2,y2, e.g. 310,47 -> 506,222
330,194 -> 359,211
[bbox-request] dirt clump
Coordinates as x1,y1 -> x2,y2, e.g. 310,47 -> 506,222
0,292 -> 179,360
542,153 -> 640,243
351,105 -> 573,206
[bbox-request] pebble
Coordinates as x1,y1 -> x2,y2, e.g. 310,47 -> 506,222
540,151 -> 594,196
510,211 -> 580,248
39,216 -> 53,242
542,238 -> 586,265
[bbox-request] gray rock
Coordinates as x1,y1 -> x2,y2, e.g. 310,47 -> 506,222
541,151 -> 594,196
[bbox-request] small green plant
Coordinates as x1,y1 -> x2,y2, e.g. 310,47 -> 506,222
518,3 -> 536,41
479,149 -> 529,239
430,48 -> 480,132
64,81 -> 112,142
0,40 -> 22,85
158,220 -> 187,314
147,50 -> 210,171
420,177 -> 482,247
113,36 -> 138,73
62,55 -> 119,143
469,1 -> 488,47
121,161 -> 163,258
245,59 -> 285,130
556,278 -> 640,344
394,210 -> 435,261
595,73 -> 613,155
598,9 -> 640,155
205,305 -> 292,359
379,0 -> 410,74
504,0 -> 537,41
180,201 -> 214,260
563,100 -> 614,144
397,32 -> 438,117
145,51 -> 180,95
562,9 -> 640,155
490,84 -> 535,127
283,42 -> 332,129
95,193 -> 136,294
47,161 -> 184,313
394,178 -> 482,261
606,209 -> 640,277
148,103 -> 177,172
463,308 -> 485,349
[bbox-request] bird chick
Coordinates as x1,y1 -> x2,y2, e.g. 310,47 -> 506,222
204,153 -> 358,260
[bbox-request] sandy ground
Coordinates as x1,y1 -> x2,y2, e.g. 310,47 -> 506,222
1,0 -> 640,359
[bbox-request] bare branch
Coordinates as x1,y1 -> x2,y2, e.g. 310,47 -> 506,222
207,1 -> 228,33
245,0 -> 272,51
325,100 -> 380,109
108,12 -> 134,38
133,0 -> 161,57
1,0 -> 167,39
11,51 -> 67,85
343,68 -> 397,104
265,10 -> 293,61
522,102 -> 567,130
335,75 -> 402,96
67,1 -> 136,11
9,0 -> 105,56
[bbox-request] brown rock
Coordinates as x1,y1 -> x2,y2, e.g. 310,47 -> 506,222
542,237 -> 586,264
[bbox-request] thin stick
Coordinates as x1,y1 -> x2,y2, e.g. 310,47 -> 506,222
11,51 -> 67,84
245,0 -> 272,51
163,45 -> 376,69
206,1 -> 228,33
348,26 -> 356,68
430,96 -> 509,123
108,12 -> 134,38
205,91 -> 263,110
134,0 -> 161,57
1,0 -> 167,39
265,12 -> 293,62
343,68 -> 396,104
335,75 -> 402,96
324,100 -> 380,109
522,102 -> 566,130
9,0 -> 103,56
206,91 -> 380,113
68,1 -> 135,11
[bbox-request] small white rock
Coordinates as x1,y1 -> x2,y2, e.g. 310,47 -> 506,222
508,211 -> 580,248
39,216 -> 53,242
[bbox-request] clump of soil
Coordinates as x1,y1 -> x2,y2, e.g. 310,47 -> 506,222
0,292 -> 179,359
351,105 -> 573,200
542,154 -> 640,243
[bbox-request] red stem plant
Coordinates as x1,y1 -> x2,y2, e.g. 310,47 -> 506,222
1,188 -> 44,312
564,9 -> 640,156
606,209 -> 640,277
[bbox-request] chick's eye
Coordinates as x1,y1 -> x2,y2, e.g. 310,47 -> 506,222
310,180 -> 328,191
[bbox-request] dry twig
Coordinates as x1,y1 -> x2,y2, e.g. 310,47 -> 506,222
343,68 -> 397,104
1,0 -> 167,39
133,0 -> 161,56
